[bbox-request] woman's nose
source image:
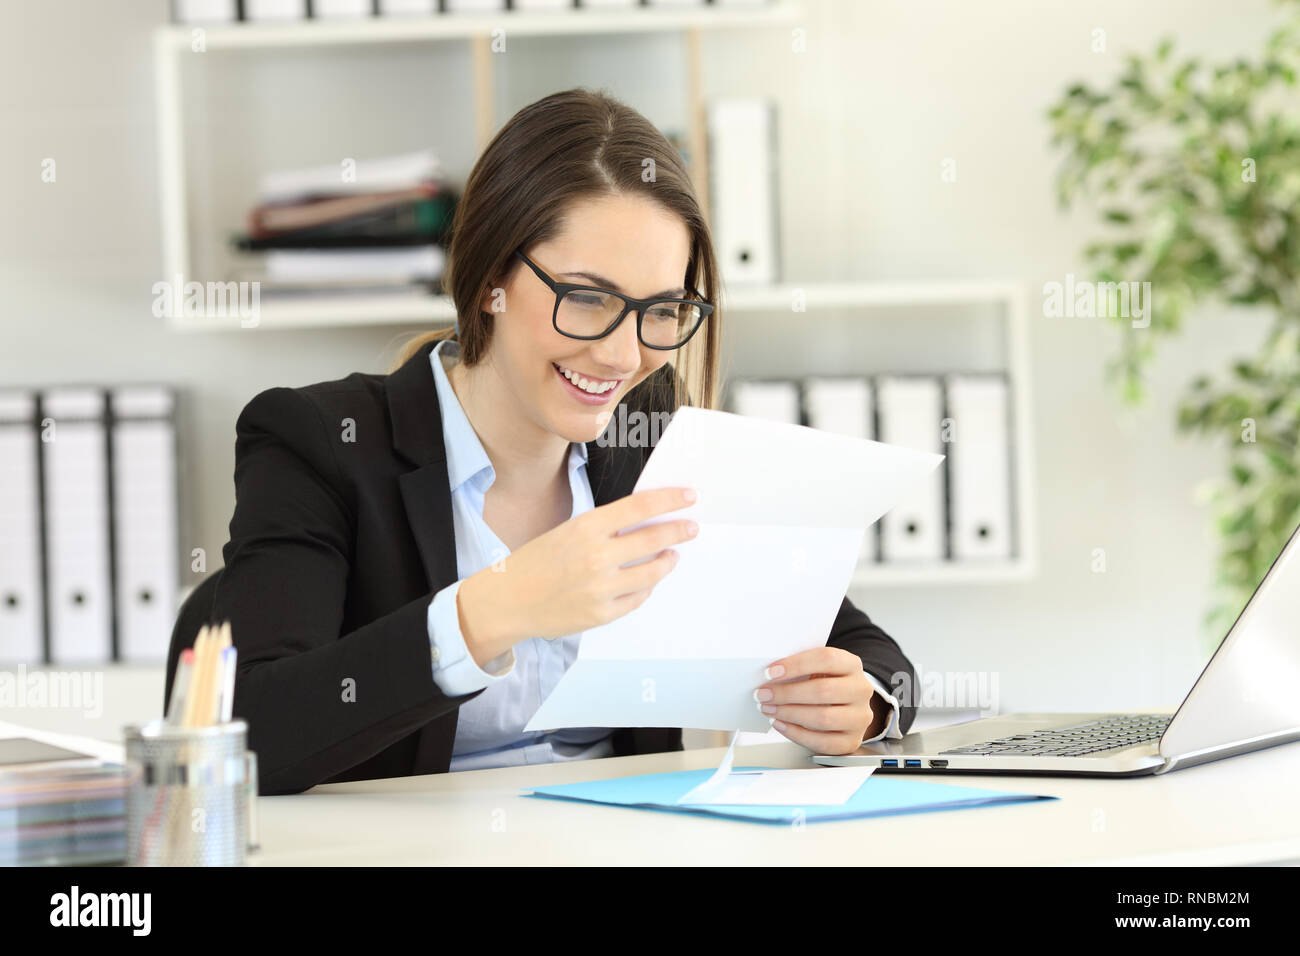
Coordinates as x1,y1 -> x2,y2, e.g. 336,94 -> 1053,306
591,308 -> 644,373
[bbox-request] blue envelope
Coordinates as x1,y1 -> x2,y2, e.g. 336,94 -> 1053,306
523,766 -> 1057,825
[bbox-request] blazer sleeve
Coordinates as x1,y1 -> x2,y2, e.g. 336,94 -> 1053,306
826,597 -> 917,736
212,386 -> 484,795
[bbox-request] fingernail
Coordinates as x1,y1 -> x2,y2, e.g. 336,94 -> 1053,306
684,488 -> 697,503
753,688 -> 772,702
765,665 -> 785,680
755,701 -> 766,715
761,704 -> 776,715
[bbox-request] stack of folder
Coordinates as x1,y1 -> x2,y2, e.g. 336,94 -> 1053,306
0,755 -> 126,866
232,149 -> 457,295
0,386 -> 180,665
729,372 -> 1017,564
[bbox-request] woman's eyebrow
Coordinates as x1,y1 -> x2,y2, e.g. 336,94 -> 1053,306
561,271 -> 687,299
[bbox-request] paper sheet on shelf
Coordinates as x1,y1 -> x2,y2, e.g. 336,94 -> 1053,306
523,405 -> 944,735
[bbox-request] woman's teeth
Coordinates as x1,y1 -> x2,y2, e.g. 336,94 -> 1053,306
555,363 -> 620,394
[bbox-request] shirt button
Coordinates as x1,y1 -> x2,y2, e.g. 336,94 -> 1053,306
430,646 -> 441,663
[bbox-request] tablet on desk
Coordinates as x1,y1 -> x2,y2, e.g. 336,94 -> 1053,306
0,737 -> 100,768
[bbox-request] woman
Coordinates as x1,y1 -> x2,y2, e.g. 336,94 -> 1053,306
209,89 -> 917,795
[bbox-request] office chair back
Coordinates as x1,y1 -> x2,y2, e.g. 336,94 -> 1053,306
163,569 -> 223,712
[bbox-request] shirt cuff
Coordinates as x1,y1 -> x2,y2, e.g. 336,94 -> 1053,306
427,579 -> 515,697
861,669 -> 904,743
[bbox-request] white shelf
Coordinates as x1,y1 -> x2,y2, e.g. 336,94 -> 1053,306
852,559 -> 1035,587
162,278 -> 1026,331
159,2 -> 802,49
719,279 -> 1023,311
165,291 -> 456,330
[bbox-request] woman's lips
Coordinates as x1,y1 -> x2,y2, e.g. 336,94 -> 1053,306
553,362 -> 621,405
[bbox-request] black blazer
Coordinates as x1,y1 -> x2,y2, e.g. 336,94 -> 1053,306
208,339 -> 918,795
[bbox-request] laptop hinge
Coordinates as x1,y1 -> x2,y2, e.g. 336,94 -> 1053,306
1157,726 -> 1300,774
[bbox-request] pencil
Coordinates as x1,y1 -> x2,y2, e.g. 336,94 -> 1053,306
199,623 -> 222,726
181,625 -> 210,727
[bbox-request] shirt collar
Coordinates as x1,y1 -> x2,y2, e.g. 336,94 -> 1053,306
430,338 -> 586,494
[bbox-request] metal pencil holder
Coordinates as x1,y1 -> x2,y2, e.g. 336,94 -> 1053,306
124,719 -> 253,867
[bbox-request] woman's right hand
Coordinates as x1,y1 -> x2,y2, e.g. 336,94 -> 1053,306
456,487 -> 699,666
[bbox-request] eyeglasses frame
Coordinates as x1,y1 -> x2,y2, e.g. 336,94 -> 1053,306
512,249 -> 712,351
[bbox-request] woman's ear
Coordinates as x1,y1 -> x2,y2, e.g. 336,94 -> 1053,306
478,268 -> 512,319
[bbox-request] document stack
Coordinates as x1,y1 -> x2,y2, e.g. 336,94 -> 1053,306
232,149 -> 456,298
0,745 -> 126,867
728,372 -> 1017,566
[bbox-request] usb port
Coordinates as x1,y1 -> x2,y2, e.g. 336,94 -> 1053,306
880,759 -> 898,768
929,759 -> 948,768
904,759 -> 921,768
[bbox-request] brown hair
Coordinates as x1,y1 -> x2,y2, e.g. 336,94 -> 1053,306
388,87 -> 723,414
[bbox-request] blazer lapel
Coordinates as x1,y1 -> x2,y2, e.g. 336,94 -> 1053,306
386,341 -> 464,773
389,341 -> 461,596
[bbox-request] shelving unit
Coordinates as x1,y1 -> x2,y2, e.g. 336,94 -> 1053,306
152,1 -> 803,330
150,3 -> 1036,585
721,280 -> 1038,587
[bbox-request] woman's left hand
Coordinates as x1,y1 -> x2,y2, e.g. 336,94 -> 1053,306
755,646 -> 884,754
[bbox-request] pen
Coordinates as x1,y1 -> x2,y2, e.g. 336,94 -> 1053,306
217,643 -> 237,724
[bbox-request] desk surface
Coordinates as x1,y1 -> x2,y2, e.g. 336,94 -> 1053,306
252,736 -> 1300,866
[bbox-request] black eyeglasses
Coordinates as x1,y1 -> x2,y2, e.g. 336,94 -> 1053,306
512,250 -> 712,351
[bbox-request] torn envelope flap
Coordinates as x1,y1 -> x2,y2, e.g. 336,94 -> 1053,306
676,766 -> 877,807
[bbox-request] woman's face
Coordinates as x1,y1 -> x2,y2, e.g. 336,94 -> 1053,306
480,193 -> 692,446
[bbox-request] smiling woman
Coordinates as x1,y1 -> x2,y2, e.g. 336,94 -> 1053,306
389,89 -> 722,411
195,88 -> 919,795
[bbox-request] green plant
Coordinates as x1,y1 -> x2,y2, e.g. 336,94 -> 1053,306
1047,2 -> 1300,648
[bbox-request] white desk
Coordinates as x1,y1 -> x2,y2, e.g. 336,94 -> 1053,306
251,736 -> 1300,866
6,705 -> 1298,866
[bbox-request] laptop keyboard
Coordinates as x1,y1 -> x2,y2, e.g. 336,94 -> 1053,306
939,714 -> 1172,757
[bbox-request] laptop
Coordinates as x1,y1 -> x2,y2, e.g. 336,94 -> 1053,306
814,519 -> 1300,777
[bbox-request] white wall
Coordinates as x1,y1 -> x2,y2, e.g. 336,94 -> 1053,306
0,0 -> 1286,738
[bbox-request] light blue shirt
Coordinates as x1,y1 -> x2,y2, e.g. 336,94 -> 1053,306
424,338 -> 904,769
425,338 -> 615,771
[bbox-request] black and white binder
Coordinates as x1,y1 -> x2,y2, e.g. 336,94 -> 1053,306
172,0 -> 238,23
708,97 -> 780,284
378,0 -> 437,13
0,392 -> 43,665
41,389 -> 113,664
803,377 -> 877,563
110,387 -> 181,663
244,0 -> 308,21
730,379 -> 800,424
946,373 -> 1014,560
444,0 -> 506,12
312,0 -> 373,17
876,375 -> 946,562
